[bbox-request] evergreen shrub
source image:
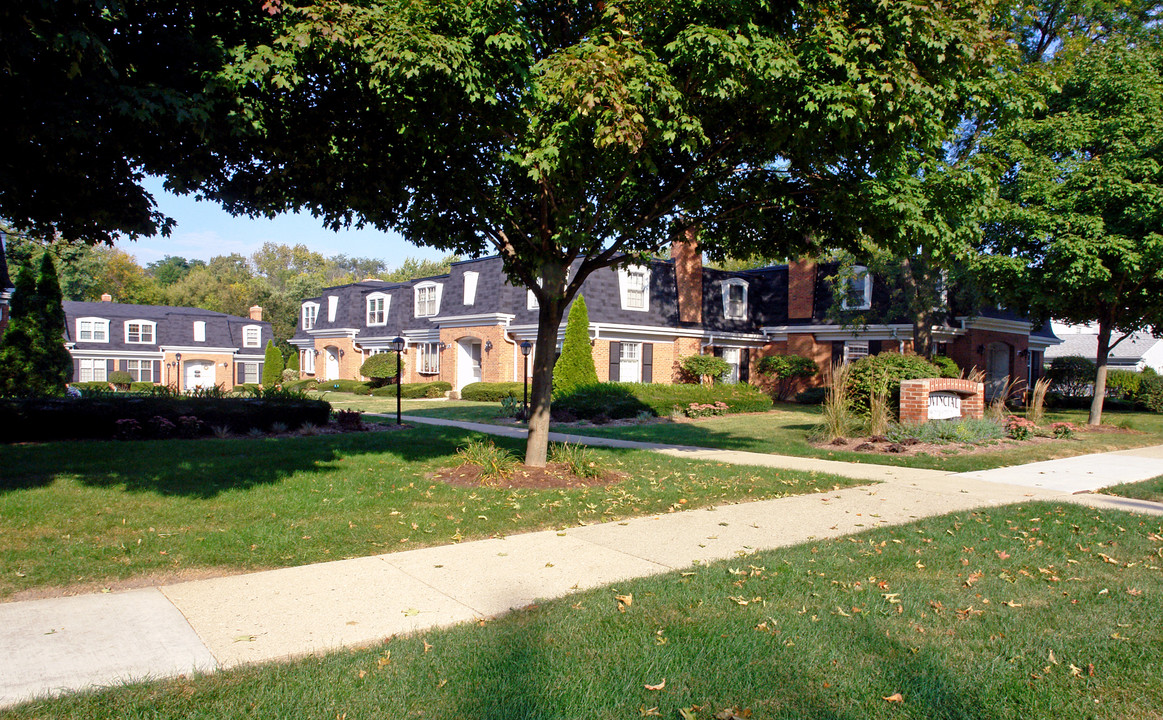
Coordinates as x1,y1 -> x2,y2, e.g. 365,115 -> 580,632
262,341 -> 284,387
461,382 -> 525,401
108,370 -> 133,390
553,295 -> 599,398
317,379 -> 373,395
359,352 -> 403,387
1139,374 -> 1163,413
371,381 -> 452,399
1,396 -> 331,442
757,354 -> 817,400
1046,356 -> 1096,397
555,382 -> 773,420
846,353 -> 941,414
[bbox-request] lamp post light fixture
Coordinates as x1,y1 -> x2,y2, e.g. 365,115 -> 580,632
520,340 -> 533,422
391,336 -> 406,425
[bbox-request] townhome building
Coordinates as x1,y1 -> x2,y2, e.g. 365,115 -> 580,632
63,297 -> 273,391
292,242 -> 1058,400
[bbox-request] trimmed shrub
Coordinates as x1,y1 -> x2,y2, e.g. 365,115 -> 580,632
108,370 -> 133,390
262,341 -> 284,387
71,381 -> 113,393
1106,370 -> 1142,399
129,381 -> 156,393
794,387 -> 827,404
757,354 -> 817,400
1046,355 -> 1096,397
371,381 -> 452,399
461,382 -> 525,402
1,395 -> 332,442
317,379 -> 373,395
284,378 -> 318,392
1139,374 -> 1163,413
846,353 -> 941,414
553,294 -> 599,398
555,382 -> 773,420
286,348 -> 300,373
679,355 -> 731,384
360,352 -> 404,388
930,355 -> 961,378
281,368 -> 299,383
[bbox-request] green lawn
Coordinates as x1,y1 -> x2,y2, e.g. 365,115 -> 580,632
340,393 -> 1163,473
0,426 -> 861,599
1102,474 -> 1163,503
12,501 -> 1162,719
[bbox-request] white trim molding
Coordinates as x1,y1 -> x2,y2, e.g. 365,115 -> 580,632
429,312 -> 516,328
617,265 -> 651,312
957,316 -> 1038,335
366,291 -> 391,326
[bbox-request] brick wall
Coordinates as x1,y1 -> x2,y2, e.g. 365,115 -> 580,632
899,378 -> 985,425
440,326 -> 517,388
672,231 -> 703,324
165,351 -> 236,390
672,337 -> 703,382
594,338 -> 611,382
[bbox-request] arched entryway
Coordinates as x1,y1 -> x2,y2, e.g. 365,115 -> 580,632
985,342 -> 1011,402
323,346 -> 341,381
456,338 -> 483,391
184,360 -> 214,391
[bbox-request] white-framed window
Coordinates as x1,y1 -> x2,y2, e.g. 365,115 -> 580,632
419,342 -> 441,375
79,358 -> 107,382
302,302 -> 319,330
415,282 -> 441,317
721,348 -> 741,384
77,318 -> 109,342
844,340 -> 870,363
841,266 -> 873,310
366,292 -> 390,326
327,295 -> 338,322
243,325 -> 262,348
618,265 -> 650,311
722,279 -> 748,319
127,359 -> 153,383
303,349 -> 316,375
463,271 -> 479,306
619,342 -> 641,382
193,321 -> 206,342
241,362 -> 260,384
125,320 -> 156,344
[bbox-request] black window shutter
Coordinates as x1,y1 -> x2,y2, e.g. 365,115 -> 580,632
152,360 -> 161,382
869,340 -> 883,355
107,359 -> 116,374
831,341 -> 844,365
740,348 -> 750,383
73,358 -> 81,382
608,342 -> 620,382
119,359 -> 128,373
642,343 -> 653,383
237,363 -> 245,385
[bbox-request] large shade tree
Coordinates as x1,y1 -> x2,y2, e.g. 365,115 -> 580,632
981,38 -> 1163,425
189,0 -> 1006,465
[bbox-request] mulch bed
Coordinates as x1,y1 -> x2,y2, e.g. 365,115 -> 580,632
429,462 -> 624,489
814,424 -> 1133,457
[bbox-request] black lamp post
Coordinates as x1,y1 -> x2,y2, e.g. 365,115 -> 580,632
174,353 -> 182,390
391,336 -> 405,425
520,340 -> 533,422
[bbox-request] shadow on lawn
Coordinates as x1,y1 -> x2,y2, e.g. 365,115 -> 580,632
0,426 -> 499,499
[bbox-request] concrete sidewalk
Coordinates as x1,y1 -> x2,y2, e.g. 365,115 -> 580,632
2,421 -> 1161,709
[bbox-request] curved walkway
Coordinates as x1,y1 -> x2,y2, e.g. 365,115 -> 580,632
2,418 -> 1160,708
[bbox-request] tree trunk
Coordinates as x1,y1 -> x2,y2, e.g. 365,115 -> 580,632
524,266 -> 568,468
900,256 -> 934,357
1088,319 -> 1112,426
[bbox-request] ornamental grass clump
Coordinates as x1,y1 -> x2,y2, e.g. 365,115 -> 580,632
457,440 -> 519,482
865,373 -> 891,436
816,361 -> 855,441
1028,376 -> 1051,426
549,442 -> 603,479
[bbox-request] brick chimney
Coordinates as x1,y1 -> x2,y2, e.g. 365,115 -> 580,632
672,226 -> 703,324
249,305 -> 263,321
100,293 -> 112,302
787,258 -> 816,320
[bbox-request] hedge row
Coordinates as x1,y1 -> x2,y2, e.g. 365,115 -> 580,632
314,379 -> 373,395
371,381 -> 452,399
460,382 -> 526,401
1,396 -> 332,442
554,382 -> 773,420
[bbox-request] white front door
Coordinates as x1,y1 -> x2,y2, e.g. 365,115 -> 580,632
325,347 -> 340,380
721,348 -> 741,384
619,342 -> 641,382
184,360 -> 214,391
457,340 -> 483,390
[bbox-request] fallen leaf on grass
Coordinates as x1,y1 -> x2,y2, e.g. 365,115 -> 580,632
377,651 -> 391,667
964,571 -> 984,588
714,708 -> 751,719
639,706 -> 660,717
883,693 -> 904,703
615,593 -> 633,611
423,640 -> 433,653
1070,664 -> 1082,677
1048,650 -> 1058,665
644,678 -> 666,691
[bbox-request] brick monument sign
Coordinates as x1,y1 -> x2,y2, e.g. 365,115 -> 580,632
899,378 -> 984,425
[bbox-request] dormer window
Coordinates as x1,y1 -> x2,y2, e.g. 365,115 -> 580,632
125,320 -> 155,344
193,321 -> 206,342
414,282 -> 441,317
77,317 -> 109,342
841,266 -> 873,310
618,265 -> 650,311
463,271 -> 479,306
366,292 -> 390,326
243,325 -> 262,348
722,279 -> 748,319
327,296 -> 338,322
302,302 -> 319,330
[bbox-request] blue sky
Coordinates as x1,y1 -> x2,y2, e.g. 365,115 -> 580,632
116,177 -> 450,268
